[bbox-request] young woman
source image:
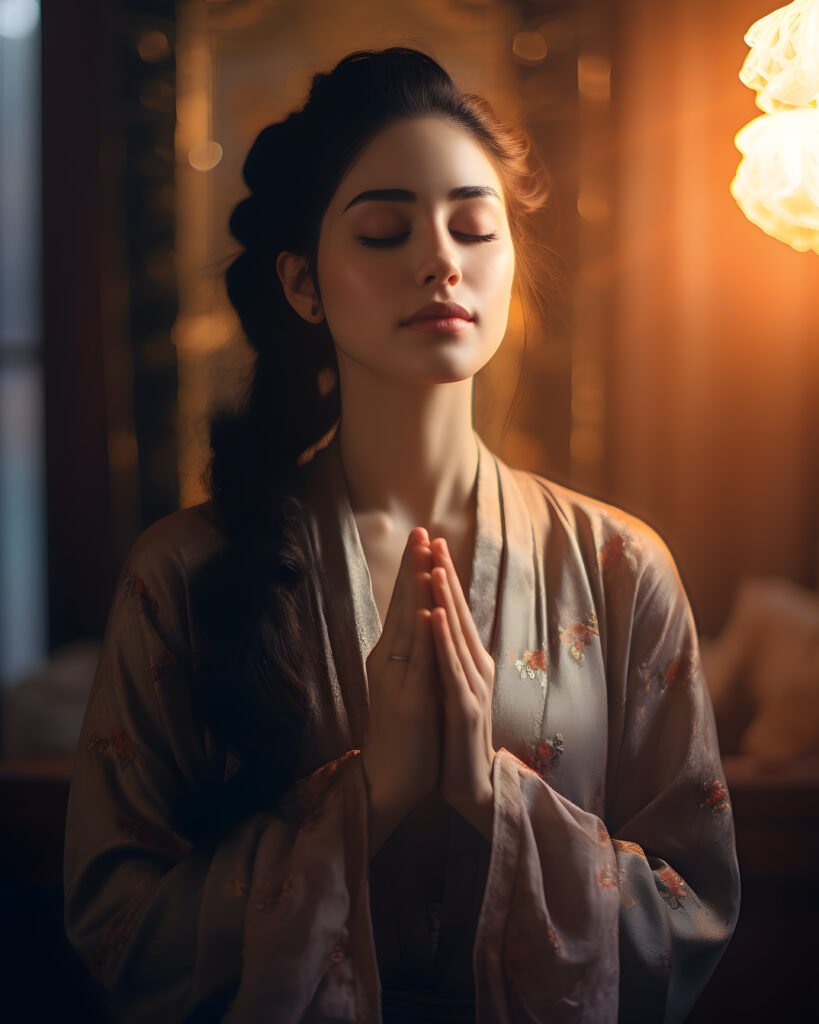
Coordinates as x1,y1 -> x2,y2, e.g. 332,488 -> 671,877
63,48 -> 740,1024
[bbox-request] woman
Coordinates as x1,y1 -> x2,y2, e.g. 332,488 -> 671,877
63,48 -> 740,1023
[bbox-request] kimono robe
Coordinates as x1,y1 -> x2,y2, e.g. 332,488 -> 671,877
63,428 -> 741,1023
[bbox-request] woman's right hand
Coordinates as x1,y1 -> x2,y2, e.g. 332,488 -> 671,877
361,526 -> 441,815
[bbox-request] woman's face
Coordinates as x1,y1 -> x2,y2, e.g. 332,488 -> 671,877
315,116 -> 516,386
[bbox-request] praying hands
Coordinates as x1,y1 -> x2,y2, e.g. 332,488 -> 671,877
428,536 -> 497,840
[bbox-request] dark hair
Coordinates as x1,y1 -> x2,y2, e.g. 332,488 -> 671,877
185,47 -> 550,841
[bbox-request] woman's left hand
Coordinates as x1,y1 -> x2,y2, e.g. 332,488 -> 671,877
428,537 -> 497,840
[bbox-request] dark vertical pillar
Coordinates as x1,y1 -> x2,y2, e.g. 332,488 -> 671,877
42,0 -> 116,648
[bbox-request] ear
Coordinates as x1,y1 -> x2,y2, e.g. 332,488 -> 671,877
275,251 -> 324,323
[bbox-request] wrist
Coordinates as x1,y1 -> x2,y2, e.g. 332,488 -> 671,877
454,785 -> 494,841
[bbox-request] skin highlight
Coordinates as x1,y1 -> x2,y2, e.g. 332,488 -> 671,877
277,115 -> 515,837
276,115 -> 515,535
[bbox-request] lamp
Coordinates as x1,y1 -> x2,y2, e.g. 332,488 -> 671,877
731,0 -> 819,253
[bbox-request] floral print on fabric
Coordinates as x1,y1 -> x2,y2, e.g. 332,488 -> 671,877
87,727 -> 139,769
254,876 -> 295,913
559,611 -> 599,663
599,533 -> 627,574
514,646 -> 548,688
84,876 -> 156,981
521,733 -> 565,778
655,866 -> 688,910
123,569 -> 159,615
612,839 -> 646,857
639,651 -> 697,694
699,777 -> 731,813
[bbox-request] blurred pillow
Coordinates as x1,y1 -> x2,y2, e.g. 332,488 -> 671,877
701,577 -> 819,765
2,641 -> 101,759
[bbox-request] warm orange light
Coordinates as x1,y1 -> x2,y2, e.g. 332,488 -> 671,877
136,30 -> 170,64
733,1 -> 819,252
188,141 -> 223,171
577,55 -> 611,103
730,109 -> 819,254
512,32 -> 548,65
739,0 -> 819,113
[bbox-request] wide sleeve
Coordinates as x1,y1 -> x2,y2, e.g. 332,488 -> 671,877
472,530 -> 740,1024
63,528 -> 380,1024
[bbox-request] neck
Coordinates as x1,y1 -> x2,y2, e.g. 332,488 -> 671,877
334,372 -> 479,532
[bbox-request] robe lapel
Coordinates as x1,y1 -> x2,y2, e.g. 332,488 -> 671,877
300,429 -> 556,767
489,457 -> 551,761
301,429 -> 508,751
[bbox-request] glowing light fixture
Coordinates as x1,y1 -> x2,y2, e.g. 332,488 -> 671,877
731,0 -> 819,253
731,108 -> 819,253
739,0 -> 819,112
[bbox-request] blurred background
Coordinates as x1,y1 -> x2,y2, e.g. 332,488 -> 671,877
1,0 -> 817,1019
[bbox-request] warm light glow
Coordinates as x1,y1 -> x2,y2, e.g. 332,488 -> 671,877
577,55 -> 611,102
512,31 -> 548,65
172,312 -> 233,355
137,30 -> 171,63
188,140 -> 223,171
577,187 -> 610,223
739,0 -> 819,113
730,108 -> 819,254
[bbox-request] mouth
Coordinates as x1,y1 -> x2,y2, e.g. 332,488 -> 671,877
401,316 -> 474,334
400,301 -> 475,333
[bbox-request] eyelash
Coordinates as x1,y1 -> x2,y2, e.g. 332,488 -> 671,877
356,231 -> 499,248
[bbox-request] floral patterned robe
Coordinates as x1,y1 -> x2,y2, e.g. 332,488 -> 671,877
63,429 -> 740,1022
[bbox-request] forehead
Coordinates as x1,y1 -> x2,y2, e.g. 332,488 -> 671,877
329,116 -> 504,211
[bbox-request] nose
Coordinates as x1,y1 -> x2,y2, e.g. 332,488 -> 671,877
415,222 -> 463,289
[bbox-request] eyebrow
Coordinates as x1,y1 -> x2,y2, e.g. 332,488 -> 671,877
342,185 -> 501,213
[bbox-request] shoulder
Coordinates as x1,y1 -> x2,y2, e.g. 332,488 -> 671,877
507,464 -> 684,601
116,500 -> 228,638
124,499 -> 227,582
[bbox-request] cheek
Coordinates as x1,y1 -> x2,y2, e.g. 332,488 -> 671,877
319,241 -> 397,318
472,244 -> 515,308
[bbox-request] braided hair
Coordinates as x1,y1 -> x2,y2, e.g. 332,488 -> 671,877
183,47 -> 550,842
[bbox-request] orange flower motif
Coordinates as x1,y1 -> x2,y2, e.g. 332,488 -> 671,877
699,778 -> 730,813
522,732 -> 565,777
123,569 -> 159,615
599,534 -> 626,573
87,726 -> 138,769
598,863 -> 618,889
223,879 -> 249,900
514,646 -> 548,688
656,865 -> 688,909
149,648 -> 178,681
613,839 -> 645,857
639,652 -> 695,693
559,611 -> 600,663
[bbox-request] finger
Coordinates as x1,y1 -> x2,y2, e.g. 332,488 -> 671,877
431,566 -> 481,695
404,606 -> 434,692
379,528 -> 428,657
414,567 -> 435,612
430,606 -> 472,713
432,539 -> 490,675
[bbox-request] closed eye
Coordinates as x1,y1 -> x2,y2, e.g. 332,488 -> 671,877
356,231 -> 499,248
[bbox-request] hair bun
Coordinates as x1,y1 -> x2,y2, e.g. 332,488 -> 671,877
228,195 -> 269,250
242,111 -> 308,193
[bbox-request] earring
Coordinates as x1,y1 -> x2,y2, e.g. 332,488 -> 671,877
311,303 -> 319,317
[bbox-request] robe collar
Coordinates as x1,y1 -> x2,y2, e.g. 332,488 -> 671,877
300,427 -> 541,756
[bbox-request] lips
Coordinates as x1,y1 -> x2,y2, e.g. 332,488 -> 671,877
401,301 -> 474,325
